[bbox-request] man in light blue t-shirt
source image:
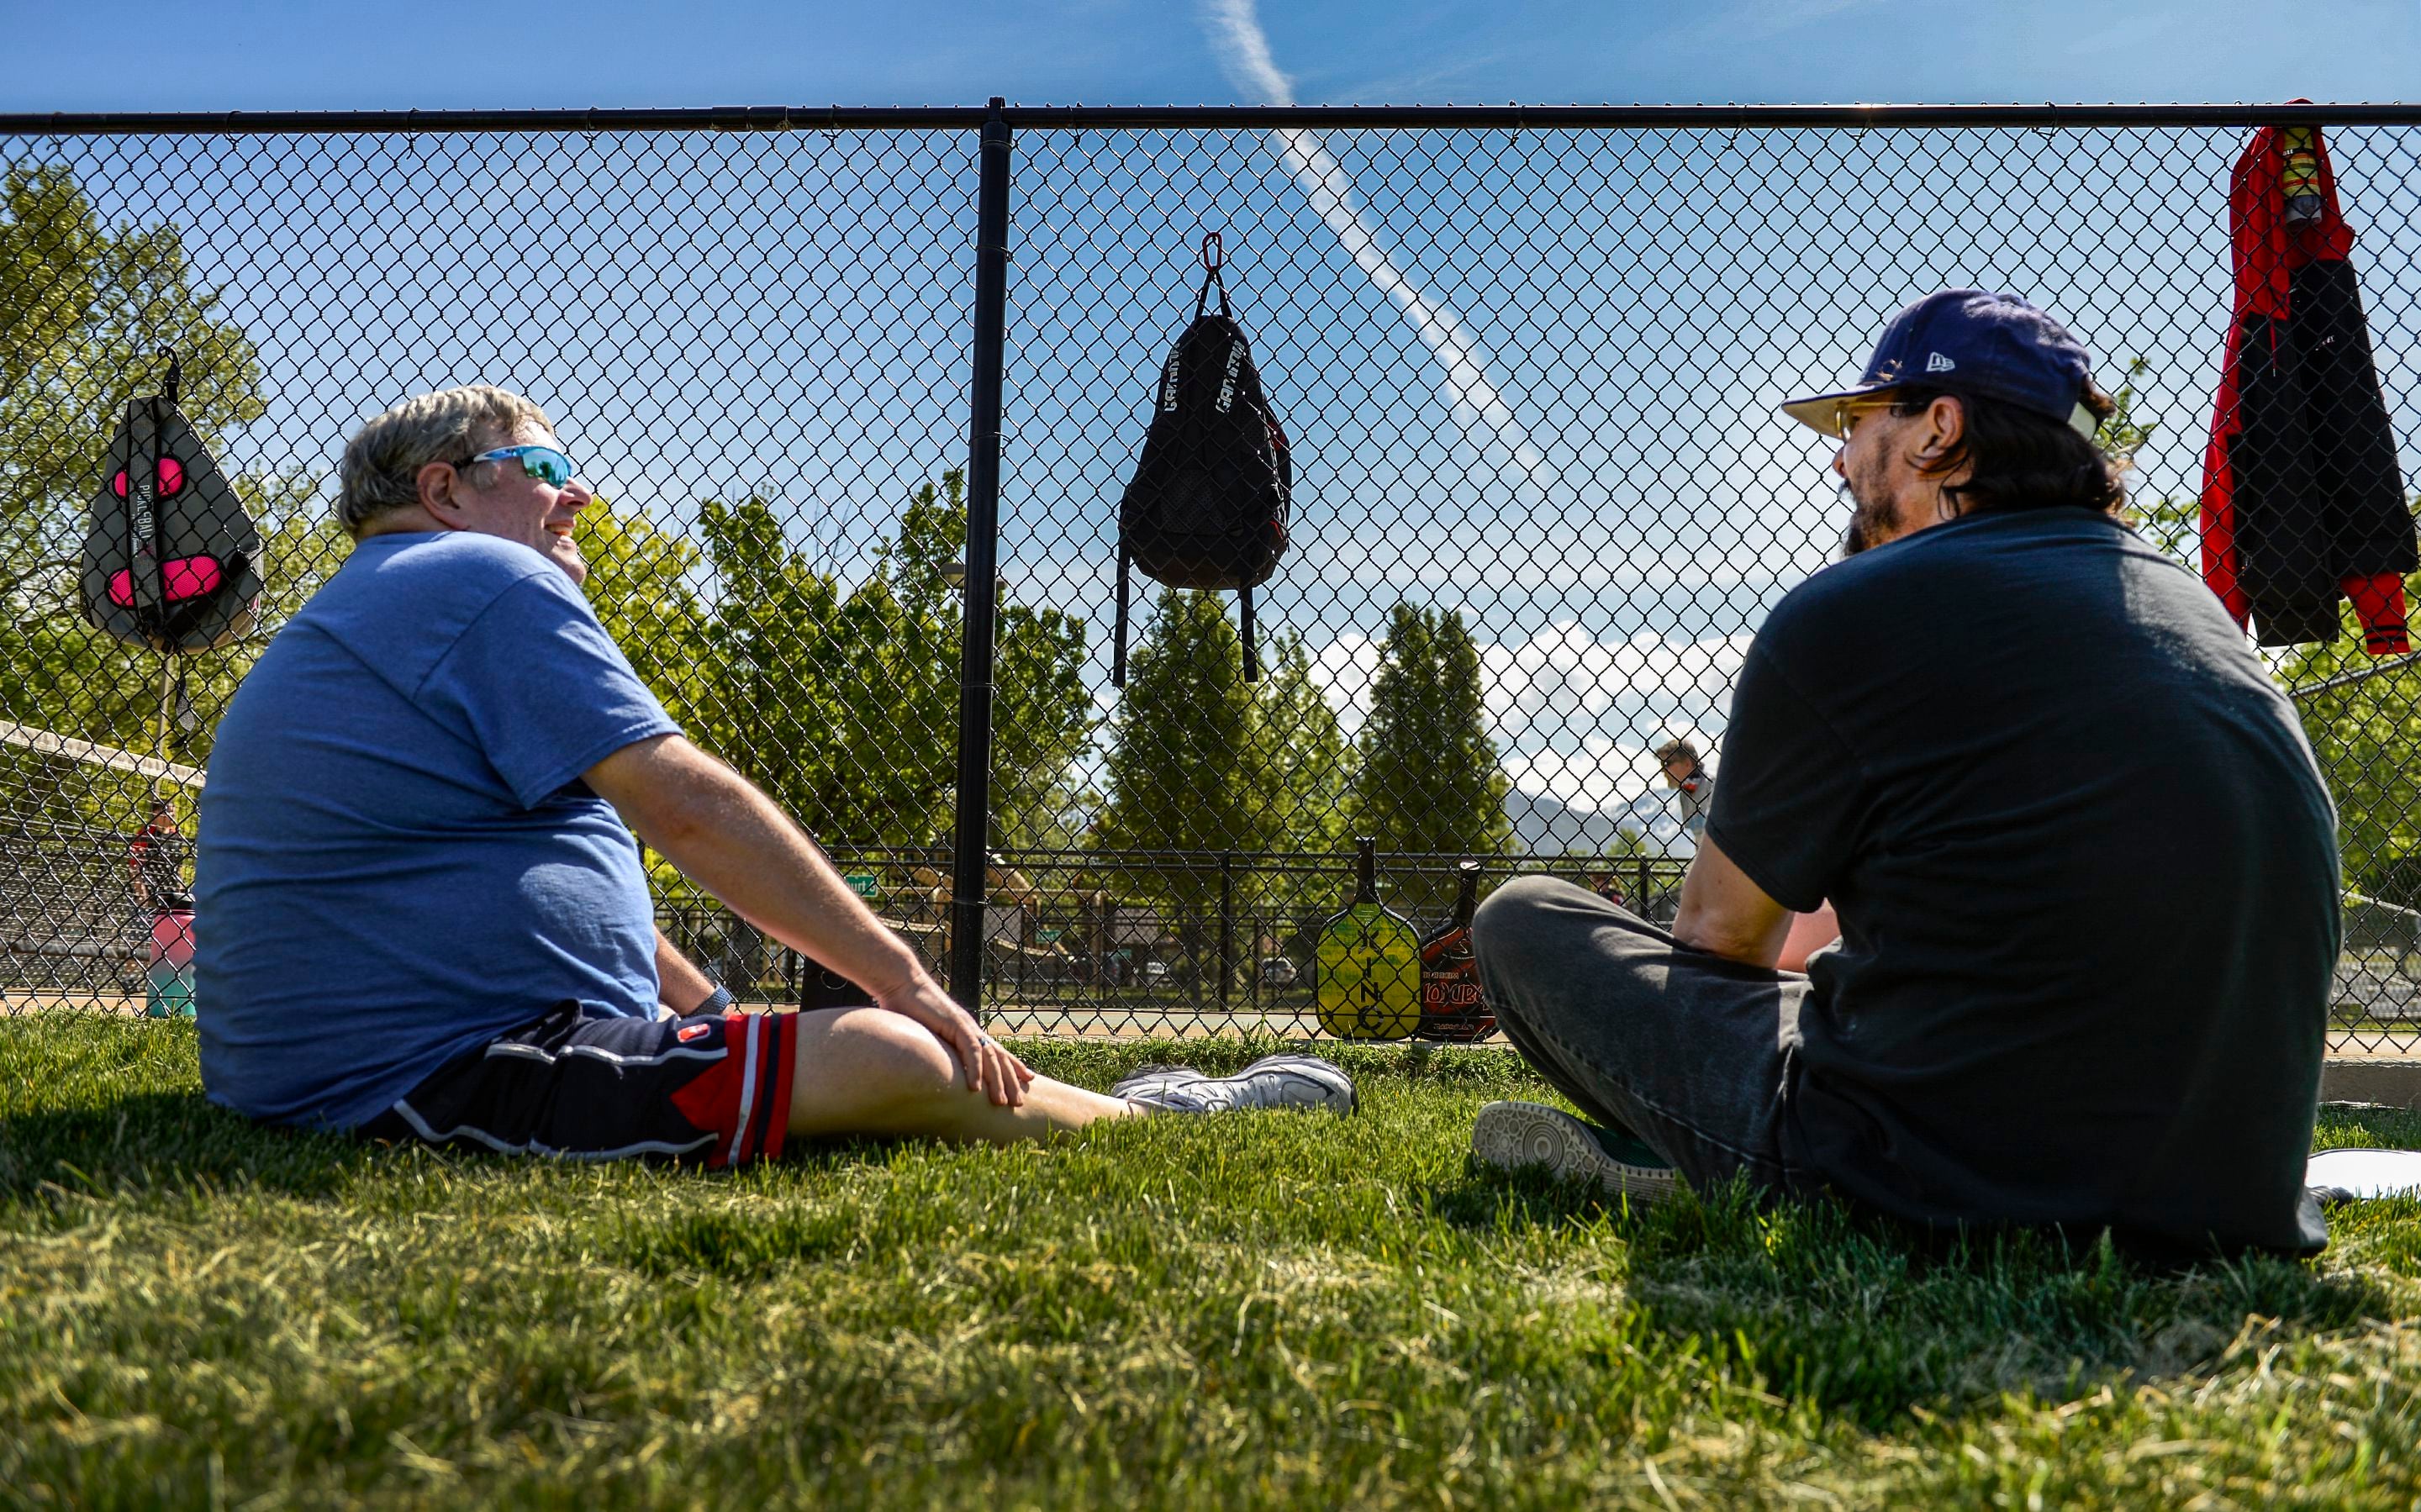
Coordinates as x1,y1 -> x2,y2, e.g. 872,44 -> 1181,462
198,386 -> 1350,1164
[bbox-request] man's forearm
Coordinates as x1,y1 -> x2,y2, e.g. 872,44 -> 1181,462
1669,836 -> 1792,969
1671,898 -> 1788,968
589,736 -> 931,998
654,927 -> 720,1010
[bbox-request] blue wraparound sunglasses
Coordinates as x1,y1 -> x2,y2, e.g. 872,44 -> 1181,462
449,444 -> 576,487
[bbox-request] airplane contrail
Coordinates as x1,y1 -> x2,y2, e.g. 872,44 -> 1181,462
1201,0 -> 1548,485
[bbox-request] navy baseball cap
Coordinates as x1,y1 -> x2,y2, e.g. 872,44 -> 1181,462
1780,288 -> 2099,440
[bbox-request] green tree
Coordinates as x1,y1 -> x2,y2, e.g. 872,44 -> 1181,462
2106,354 -> 2421,904
1253,632 -> 1354,860
1,462 -> 332,844
2097,356 -> 2157,463
1095,593 -> 1357,864
2271,550 -> 2421,904
573,501 -> 715,735
1346,603 -> 1512,899
3,165 -> 265,615
1094,590 -> 1357,972
879,471 -> 1094,851
694,472 -> 1091,851
2098,358 -> 2197,569
1094,589 -> 1262,873
0,164 -> 282,838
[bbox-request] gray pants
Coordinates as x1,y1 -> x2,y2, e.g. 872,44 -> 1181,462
1469,875 -> 1820,1196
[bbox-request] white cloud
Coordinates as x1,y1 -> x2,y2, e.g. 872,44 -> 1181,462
1200,0 -> 1293,99
1310,630 -> 1380,735
1200,0 -> 1548,487
1502,735 -> 1661,814
1304,619 -> 1752,815
1483,624 -> 1753,752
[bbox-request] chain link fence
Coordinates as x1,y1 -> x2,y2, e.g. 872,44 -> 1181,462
4,104 -> 2418,1046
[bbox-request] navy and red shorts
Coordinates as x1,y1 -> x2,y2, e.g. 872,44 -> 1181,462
356,1003 -> 800,1167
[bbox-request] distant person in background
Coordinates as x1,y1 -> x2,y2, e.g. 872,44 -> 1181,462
128,795 -> 193,914
1469,290 -> 2337,1264
197,385 -> 1352,1165
1655,738 -> 1713,841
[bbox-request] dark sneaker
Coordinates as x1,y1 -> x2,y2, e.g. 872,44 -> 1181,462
1113,1053 -> 1356,1115
1469,1100 -> 1680,1204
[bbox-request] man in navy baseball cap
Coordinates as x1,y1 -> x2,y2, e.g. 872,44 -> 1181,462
1469,287 -> 2341,1267
1780,287 -> 2102,444
1774,289 -> 2118,557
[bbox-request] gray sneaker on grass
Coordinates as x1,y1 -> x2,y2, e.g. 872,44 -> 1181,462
1469,1100 -> 1680,1204
1113,1053 -> 1356,1115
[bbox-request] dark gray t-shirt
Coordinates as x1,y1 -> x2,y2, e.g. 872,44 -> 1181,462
1711,508 -> 2337,1258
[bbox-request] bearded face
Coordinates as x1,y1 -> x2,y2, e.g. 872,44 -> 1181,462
1838,466 -> 1897,557
1836,397 -> 1923,559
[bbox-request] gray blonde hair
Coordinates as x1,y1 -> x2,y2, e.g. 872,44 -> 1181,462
337,385 -> 551,538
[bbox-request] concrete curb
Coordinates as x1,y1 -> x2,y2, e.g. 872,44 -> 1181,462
2323,1058 -> 2421,1109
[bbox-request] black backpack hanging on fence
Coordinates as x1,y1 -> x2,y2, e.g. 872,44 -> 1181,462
81,351 -> 264,655
1114,233 -> 1292,686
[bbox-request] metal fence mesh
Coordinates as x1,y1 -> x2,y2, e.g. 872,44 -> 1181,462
4,109 -> 2418,1046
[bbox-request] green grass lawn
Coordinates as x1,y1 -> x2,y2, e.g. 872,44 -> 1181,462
7,1019 -> 2421,1508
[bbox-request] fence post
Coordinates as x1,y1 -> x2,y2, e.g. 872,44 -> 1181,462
948,98 -> 1013,1016
1217,851 -> 1234,1010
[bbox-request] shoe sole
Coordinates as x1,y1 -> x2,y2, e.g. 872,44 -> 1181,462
1469,1100 -> 1680,1204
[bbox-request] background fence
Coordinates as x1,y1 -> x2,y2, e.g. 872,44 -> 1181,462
4,103 -> 2420,1044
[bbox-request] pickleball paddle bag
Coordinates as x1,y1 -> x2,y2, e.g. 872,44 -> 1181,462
1114,234 -> 1291,687
81,357 -> 263,654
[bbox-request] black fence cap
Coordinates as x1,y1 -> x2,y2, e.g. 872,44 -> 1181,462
8,101 -> 2421,137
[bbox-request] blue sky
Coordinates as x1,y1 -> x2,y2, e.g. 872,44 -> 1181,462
6,0 -> 2418,113
8,2 -> 2419,830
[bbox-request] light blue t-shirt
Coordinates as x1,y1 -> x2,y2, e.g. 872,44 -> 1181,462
196,530 -> 680,1128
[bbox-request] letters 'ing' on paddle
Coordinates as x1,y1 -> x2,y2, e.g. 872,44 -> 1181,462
1316,837 -> 1422,1041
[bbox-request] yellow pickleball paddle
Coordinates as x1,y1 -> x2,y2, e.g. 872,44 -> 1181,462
1315,837 -> 1421,1040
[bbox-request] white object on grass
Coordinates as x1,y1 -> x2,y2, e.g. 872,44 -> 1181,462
2306,1147 -> 2421,1204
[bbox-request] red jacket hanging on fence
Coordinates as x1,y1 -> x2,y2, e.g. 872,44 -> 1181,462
2200,121 -> 2416,652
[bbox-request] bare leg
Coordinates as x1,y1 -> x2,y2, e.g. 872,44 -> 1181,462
1776,904 -> 1842,973
784,1006 -> 1137,1145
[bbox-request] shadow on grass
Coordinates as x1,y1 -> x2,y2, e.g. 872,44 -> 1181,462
1010,1033 -> 1535,1092
0,1088 -> 375,1204
2315,1100 -> 2421,1150
0,1089 -> 959,1219
1431,1160 -> 2400,1429
0,1020 -> 1350,1215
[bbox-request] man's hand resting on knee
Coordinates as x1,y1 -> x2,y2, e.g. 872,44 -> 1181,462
584,734 -> 1036,1107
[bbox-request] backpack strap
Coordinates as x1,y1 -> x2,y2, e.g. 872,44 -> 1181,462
117,396 -> 142,634
119,395 -> 171,648
146,392 -> 171,644
123,352 -> 186,651
1113,540 -> 1132,688
1239,582 -> 1258,682
1194,231 -> 1231,320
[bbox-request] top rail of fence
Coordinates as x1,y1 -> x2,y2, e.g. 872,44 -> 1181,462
8,101 -> 2421,136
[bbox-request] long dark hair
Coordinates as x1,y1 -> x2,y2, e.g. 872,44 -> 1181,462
1890,382 -> 2126,517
